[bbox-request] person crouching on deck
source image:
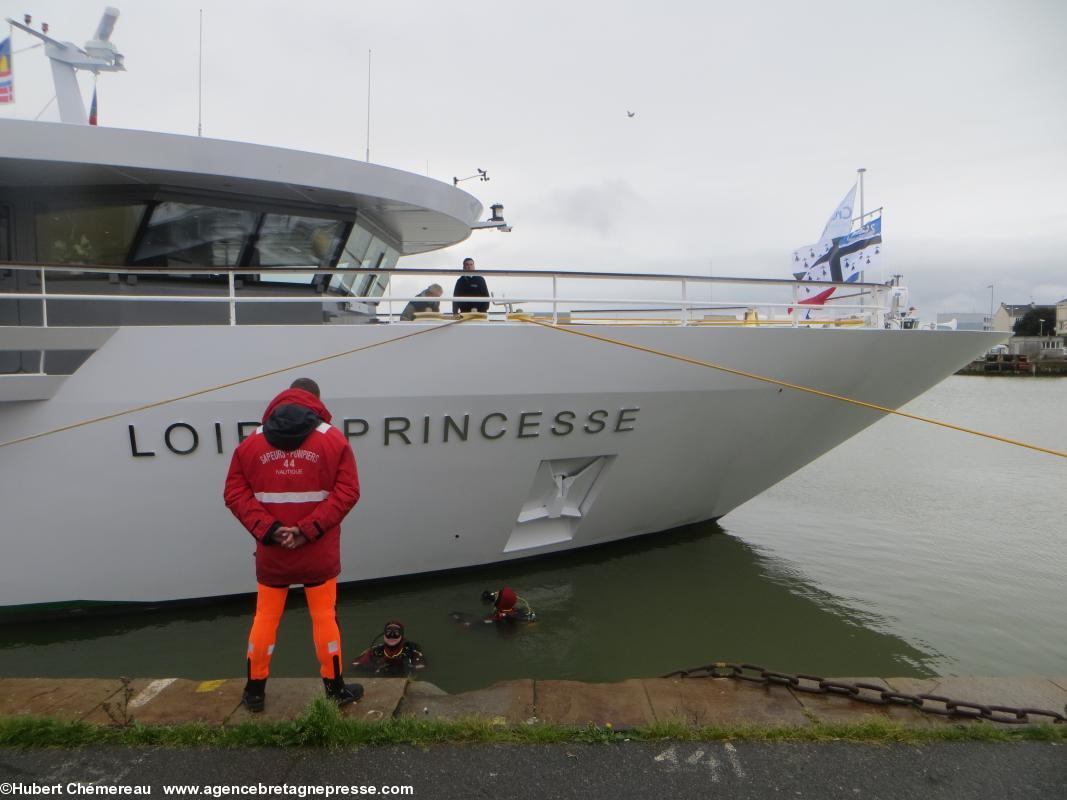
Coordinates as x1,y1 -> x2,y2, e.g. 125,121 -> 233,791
224,377 -> 363,713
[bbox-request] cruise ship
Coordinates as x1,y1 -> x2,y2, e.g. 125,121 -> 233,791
0,10 -> 1004,615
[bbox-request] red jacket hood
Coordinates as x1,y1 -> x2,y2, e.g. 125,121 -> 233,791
262,388 -> 332,424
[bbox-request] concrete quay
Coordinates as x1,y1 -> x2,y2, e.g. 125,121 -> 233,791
1,675 -> 1065,729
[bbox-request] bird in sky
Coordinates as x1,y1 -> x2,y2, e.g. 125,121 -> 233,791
626,110 -> 636,118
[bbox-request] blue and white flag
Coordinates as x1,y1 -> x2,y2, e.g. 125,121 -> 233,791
791,215 -> 883,312
796,216 -> 882,284
790,183 -> 883,316
790,183 -> 857,280
835,216 -> 882,284
820,184 -> 857,241
791,237 -> 834,280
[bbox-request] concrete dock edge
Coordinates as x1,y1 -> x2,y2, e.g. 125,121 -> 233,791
1,675 -> 1065,729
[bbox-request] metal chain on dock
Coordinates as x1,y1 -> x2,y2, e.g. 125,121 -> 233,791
0,318 -> 470,450
515,316 -> 1067,460
662,662 -> 1067,725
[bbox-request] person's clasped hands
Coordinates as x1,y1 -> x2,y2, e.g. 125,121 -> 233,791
271,525 -> 307,549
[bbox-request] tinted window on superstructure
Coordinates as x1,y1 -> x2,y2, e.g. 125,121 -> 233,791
330,221 -> 398,296
252,214 -> 344,268
133,202 -> 257,267
35,203 -> 147,265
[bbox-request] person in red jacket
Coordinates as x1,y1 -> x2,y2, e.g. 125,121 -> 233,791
224,377 -> 362,713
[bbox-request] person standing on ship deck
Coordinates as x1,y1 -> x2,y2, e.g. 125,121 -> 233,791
452,257 -> 490,314
224,377 -> 363,713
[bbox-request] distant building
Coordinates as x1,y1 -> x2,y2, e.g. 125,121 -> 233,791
1057,298 -> 1067,335
992,303 -> 1054,333
937,312 -> 988,331
1011,335 -> 1066,357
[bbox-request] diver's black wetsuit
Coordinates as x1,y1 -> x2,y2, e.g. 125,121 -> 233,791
352,642 -> 426,677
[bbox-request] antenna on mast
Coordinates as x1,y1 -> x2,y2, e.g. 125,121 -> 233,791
365,49 -> 371,162
197,8 -> 203,136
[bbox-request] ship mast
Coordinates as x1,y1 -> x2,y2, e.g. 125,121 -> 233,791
5,7 -> 124,125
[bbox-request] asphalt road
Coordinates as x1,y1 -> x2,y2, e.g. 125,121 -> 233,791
1,742 -> 1064,799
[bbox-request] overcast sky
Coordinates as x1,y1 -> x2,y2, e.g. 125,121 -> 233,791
3,0 -> 1065,317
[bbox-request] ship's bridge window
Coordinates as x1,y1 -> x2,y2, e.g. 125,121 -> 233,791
252,214 -> 345,271
35,203 -> 147,266
330,221 -> 399,298
333,223 -> 374,293
132,202 -> 257,267
358,236 -> 399,297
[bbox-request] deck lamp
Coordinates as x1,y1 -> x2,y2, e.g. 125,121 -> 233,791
471,202 -> 512,232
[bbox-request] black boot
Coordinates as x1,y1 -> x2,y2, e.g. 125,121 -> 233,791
243,678 -> 266,713
323,676 -> 363,707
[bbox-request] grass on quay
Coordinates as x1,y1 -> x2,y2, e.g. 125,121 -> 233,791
1,698 -> 1063,749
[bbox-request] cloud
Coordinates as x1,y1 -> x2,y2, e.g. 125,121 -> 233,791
530,181 -> 642,237
1033,284 -> 1067,304
935,292 -> 986,315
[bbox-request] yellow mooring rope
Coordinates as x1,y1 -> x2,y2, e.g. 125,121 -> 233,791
3,315 -> 1063,460
516,316 -> 1067,460
0,319 -> 468,450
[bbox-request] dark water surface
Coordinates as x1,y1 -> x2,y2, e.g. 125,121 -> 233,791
2,377 -> 1063,692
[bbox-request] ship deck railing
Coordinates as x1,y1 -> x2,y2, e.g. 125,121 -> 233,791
0,262 -> 895,330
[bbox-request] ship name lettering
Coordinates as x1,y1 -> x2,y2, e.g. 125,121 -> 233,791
384,416 -> 412,446
127,408 -> 641,457
344,419 -> 369,439
443,414 -> 469,442
551,411 -> 575,436
128,424 -> 155,458
583,409 -> 609,434
164,422 -> 199,455
237,421 -> 259,442
355,408 -> 639,446
517,411 -> 542,439
480,412 -> 508,440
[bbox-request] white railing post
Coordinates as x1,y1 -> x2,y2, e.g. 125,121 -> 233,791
40,268 -> 48,328
681,278 -> 689,326
792,283 -> 799,328
228,271 -> 236,326
39,268 -> 48,373
552,274 -> 558,324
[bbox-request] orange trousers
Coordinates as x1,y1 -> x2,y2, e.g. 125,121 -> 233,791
246,579 -> 342,680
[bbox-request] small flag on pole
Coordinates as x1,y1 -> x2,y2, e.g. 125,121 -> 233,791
791,214 -> 883,316
789,182 -> 884,318
0,37 -> 14,104
89,87 -> 98,125
819,184 -> 857,241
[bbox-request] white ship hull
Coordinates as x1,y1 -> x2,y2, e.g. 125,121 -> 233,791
0,322 -> 1000,612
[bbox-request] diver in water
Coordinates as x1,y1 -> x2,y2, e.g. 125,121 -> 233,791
482,586 -> 536,623
351,621 -> 426,677
450,586 -> 537,628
